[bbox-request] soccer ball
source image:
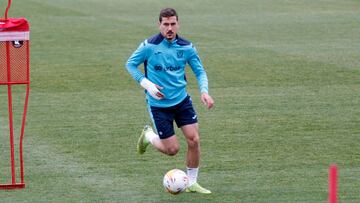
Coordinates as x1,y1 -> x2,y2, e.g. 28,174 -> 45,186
163,169 -> 189,195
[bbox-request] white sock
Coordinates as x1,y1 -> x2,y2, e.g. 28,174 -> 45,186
187,167 -> 198,186
145,130 -> 159,144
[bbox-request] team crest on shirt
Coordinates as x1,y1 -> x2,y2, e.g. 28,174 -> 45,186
177,50 -> 184,58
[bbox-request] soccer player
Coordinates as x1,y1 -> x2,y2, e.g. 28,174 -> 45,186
125,8 -> 214,194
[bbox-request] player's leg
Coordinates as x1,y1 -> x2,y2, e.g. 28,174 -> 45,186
174,96 -> 211,194
137,105 -> 180,155
154,135 -> 179,156
180,124 -> 210,194
180,123 -> 200,168
137,126 -> 180,156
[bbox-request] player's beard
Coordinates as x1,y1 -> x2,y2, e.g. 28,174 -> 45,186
166,31 -> 175,41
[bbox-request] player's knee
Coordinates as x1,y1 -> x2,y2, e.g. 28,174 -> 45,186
166,145 -> 179,156
186,134 -> 200,148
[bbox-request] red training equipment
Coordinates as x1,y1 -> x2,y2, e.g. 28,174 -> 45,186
329,164 -> 338,203
0,1 -> 30,189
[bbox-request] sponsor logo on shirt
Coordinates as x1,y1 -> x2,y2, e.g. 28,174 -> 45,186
153,65 -> 182,72
154,65 -> 162,71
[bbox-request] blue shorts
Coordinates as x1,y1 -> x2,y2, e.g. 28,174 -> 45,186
148,96 -> 198,139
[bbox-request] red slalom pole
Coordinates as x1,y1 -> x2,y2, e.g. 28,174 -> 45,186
4,0 -> 12,20
329,164 -> 338,203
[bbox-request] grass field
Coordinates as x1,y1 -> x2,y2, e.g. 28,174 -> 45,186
0,0 -> 360,202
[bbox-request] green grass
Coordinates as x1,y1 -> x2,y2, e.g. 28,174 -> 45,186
0,0 -> 359,202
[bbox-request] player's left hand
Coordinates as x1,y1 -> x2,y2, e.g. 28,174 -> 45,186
201,93 -> 214,109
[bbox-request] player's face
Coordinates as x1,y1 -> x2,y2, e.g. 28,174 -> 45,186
158,16 -> 179,41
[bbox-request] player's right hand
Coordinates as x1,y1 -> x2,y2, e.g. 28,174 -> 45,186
140,78 -> 164,100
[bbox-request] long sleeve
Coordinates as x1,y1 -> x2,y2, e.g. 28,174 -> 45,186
125,41 -> 147,83
188,46 -> 209,94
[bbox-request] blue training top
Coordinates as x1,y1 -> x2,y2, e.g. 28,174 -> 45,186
126,33 -> 208,108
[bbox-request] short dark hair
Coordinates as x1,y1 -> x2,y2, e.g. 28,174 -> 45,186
159,8 -> 178,22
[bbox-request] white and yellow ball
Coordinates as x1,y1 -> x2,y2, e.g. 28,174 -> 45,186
163,169 -> 189,195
